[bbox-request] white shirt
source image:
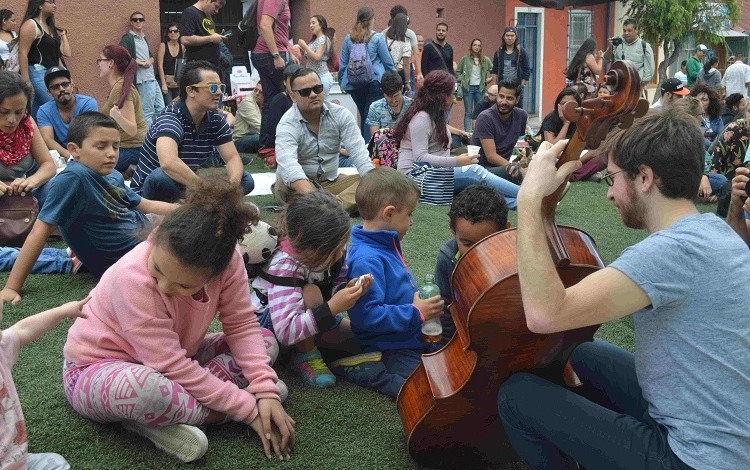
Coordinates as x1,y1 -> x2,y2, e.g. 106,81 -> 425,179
674,70 -> 687,86
722,60 -> 750,98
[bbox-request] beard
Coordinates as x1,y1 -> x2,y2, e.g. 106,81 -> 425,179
617,179 -> 647,229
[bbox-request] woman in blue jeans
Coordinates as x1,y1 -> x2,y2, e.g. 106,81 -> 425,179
338,7 -> 395,143
17,0 -> 71,118
456,39 -> 493,132
394,70 -> 519,208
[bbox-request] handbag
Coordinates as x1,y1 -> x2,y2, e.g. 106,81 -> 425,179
0,193 -> 39,247
407,162 -> 454,205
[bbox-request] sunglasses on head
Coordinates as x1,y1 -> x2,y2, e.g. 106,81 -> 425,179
49,81 -> 71,91
130,17 -> 145,22
191,83 -> 226,94
293,84 -> 324,97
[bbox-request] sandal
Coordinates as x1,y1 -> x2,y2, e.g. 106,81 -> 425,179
506,162 -> 524,185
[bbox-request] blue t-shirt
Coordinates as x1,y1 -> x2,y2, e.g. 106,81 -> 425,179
366,96 -> 412,129
39,161 -> 147,276
610,213 -> 750,469
36,95 -> 98,147
130,100 -> 233,194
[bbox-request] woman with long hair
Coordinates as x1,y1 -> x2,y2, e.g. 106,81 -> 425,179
157,23 -> 183,104
338,7 -> 396,142
565,38 -> 602,98
456,38 -> 493,131
697,56 -> 722,91
394,70 -> 520,208
98,45 -> 147,174
324,27 -> 338,73
384,13 -> 411,94
18,0 -> 71,118
690,83 -> 723,150
538,87 -> 582,144
297,15 -> 334,100
0,9 -> 18,64
491,26 -> 530,108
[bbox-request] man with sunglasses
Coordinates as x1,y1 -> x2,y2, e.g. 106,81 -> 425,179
498,109 -> 750,469
130,61 -> 254,203
274,68 -> 374,214
120,12 -> 165,127
37,66 -> 98,161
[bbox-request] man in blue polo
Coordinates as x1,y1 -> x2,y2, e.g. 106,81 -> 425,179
130,61 -> 254,202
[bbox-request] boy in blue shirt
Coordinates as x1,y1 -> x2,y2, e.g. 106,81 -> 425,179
0,112 -> 176,304
332,167 -> 443,398
434,185 -> 509,345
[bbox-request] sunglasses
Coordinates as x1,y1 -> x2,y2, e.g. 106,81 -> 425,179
130,17 -> 145,22
44,0 -> 56,4
191,83 -> 226,94
49,81 -> 71,91
602,168 -> 626,187
293,84 -> 324,97
168,29 -> 179,33
95,58 -> 111,64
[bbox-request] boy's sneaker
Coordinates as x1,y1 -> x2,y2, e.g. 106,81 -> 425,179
289,348 -> 336,388
71,255 -> 85,274
330,352 -> 383,384
261,328 -> 279,366
121,421 -> 208,463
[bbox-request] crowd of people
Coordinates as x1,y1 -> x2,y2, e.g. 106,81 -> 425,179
0,0 -> 748,469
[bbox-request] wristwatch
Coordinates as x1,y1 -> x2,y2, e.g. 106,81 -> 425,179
272,53 -> 281,59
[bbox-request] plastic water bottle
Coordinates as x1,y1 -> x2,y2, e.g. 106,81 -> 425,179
420,273 -> 442,343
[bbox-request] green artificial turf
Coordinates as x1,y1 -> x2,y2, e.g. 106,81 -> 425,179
0,160 -> 717,469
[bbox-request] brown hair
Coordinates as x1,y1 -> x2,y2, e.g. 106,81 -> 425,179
355,167 -> 419,220
102,45 -> 138,109
350,7 -> 374,43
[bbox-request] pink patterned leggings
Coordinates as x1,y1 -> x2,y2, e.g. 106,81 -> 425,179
63,333 -> 264,427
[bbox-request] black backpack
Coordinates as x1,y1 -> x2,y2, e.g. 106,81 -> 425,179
236,0 -> 286,52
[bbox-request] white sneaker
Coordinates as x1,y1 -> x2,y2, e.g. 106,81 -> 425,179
277,378 -> 289,403
121,421 -> 208,463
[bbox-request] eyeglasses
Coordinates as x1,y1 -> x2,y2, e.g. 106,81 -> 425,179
602,168 -> 626,186
168,29 -> 179,33
48,81 -> 71,91
95,58 -> 111,64
130,17 -> 145,22
44,0 -> 55,4
292,84 -> 324,97
191,83 -> 226,94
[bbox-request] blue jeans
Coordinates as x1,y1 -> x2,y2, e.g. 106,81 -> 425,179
0,247 -> 71,274
235,134 -> 260,154
141,167 -> 255,202
706,172 -> 727,194
498,340 -> 693,470
463,85 -> 482,131
116,147 -> 141,173
28,64 -> 53,119
252,52 -> 289,143
348,80 -> 383,143
336,348 -> 424,399
453,164 -> 519,209
137,79 -> 165,128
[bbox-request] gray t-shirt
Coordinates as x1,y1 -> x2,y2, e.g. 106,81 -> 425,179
610,213 -> 750,469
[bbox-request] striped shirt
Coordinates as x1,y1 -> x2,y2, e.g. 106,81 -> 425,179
130,100 -> 233,194
250,245 -> 348,347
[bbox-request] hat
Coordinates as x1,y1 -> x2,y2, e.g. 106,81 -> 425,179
503,26 -> 517,35
44,66 -> 71,88
728,55 -> 736,63
283,63 -> 302,78
661,78 -> 689,96
697,44 -> 708,52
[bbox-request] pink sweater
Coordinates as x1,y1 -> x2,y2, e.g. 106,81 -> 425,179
64,240 -> 279,423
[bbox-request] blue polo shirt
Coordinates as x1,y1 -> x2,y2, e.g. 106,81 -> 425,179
36,94 -> 98,147
130,99 -> 233,194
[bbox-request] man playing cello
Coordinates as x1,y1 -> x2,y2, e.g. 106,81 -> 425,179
501,108 -> 750,469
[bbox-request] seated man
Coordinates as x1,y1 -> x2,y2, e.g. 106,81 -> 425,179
274,67 -> 374,214
500,108 -> 750,468
37,67 -> 98,161
472,79 -> 527,183
721,93 -> 746,126
233,82 -> 263,154
471,84 -> 497,130
648,78 -> 688,109
130,60 -> 254,202
366,71 -> 413,135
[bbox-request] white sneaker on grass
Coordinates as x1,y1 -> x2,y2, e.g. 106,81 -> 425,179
121,421 -> 208,463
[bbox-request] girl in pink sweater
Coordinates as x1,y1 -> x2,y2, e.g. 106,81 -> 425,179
62,178 -> 295,463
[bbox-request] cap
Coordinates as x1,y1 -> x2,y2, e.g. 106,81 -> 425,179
661,78 -> 690,96
503,26 -> 517,35
728,55 -> 736,63
697,44 -> 708,52
44,66 -> 71,88
283,63 -> 303,78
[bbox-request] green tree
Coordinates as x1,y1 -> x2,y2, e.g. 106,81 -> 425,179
625,0 -> 739,85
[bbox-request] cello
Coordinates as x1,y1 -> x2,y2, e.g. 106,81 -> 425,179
396,61 -> 649,468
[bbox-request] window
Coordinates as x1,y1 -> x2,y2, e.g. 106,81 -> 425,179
568,11 -> 592,64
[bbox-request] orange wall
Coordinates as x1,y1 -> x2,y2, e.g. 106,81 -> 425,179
4,1 -> 163,107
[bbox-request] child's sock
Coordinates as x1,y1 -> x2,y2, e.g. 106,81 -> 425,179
290,347 -> 335,388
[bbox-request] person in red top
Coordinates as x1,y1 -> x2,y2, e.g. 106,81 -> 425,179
62,177 -> 295,463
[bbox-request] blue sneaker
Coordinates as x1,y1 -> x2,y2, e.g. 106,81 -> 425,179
289,348 -> 336,388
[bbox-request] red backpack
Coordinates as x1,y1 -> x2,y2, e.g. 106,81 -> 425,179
367,127 -> 400,169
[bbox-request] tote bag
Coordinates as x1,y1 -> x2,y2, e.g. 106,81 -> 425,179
407,162 -> 454,205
